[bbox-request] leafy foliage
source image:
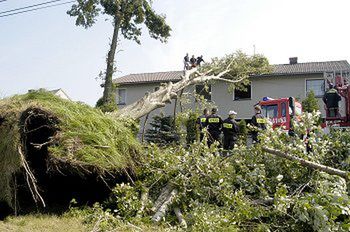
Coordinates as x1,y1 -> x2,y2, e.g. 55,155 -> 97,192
68,0 -> 171,43
78,111 -> 350,231
200,51 -> 272,92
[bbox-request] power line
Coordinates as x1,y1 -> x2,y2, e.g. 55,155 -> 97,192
0,1 -> 75,18
0,0 -> 65,15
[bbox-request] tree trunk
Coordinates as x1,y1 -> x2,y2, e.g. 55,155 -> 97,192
102,18 -> 120,104
262,147 -> 349,180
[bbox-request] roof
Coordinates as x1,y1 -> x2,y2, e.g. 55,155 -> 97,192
113,60 -> 350,85
270,60 -> 350,76
113,71 -> 184,85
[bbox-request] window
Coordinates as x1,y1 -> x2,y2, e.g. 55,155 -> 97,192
195,84 -> 211,101
281,102 -> 287,117
262,104 -> 278,118
233,84 -> 251,100
117,89 -> 126,105
306,79 -> 325,97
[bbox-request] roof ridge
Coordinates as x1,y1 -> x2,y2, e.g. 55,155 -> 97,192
127,70 -> 183,76
273,60 -> 348,66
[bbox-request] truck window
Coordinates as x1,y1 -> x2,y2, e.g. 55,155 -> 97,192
281,102 -> 287,117
262,105 -> 278,118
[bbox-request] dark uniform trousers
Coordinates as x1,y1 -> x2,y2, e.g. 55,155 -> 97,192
222,119 -> 238,150
206,115 -> 222,147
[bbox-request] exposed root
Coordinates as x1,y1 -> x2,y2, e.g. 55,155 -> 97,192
18,146 -> 46,208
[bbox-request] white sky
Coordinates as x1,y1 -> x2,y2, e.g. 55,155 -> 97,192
1,0 -> 350,105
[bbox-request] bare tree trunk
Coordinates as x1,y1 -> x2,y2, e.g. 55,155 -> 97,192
114,67 -> 243,120
102,18 -> 120,104
141,113 -> 150,143
262,147 -> 349,180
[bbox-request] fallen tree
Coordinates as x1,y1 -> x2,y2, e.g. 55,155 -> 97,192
0,91 -> 142,217
114,51 -> 272,120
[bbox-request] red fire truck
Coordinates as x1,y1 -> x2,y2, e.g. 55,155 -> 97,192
258,75 -> 350,130
258,97 -> 302,130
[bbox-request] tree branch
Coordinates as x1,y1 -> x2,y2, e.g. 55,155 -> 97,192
262,147 -> 349,180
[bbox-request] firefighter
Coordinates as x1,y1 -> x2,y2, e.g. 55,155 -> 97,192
206,108 -> 223,147
196,108 -> 209,142
251,105 -> 266,143
222,110 -> 239,152
322,83 -> 342,117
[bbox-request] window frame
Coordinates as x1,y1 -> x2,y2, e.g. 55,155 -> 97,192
233,83 -> 252,101
116,88 -> 127,105
305,79 -> 325,98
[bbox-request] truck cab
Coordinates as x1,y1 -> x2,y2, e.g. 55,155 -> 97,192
259,97 -> 302,130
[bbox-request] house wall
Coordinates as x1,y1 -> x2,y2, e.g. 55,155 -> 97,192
212,73 -> 327,119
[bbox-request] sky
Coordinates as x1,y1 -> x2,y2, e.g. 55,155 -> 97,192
1,0 -> 350,105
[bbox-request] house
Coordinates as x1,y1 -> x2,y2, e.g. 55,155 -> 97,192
28,88 -> 71,101
114,58 -> 350,131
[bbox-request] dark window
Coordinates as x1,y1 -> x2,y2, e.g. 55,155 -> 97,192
281,102 -> 287,117
195,84 -> 211,101
262,104 -> 278,118
306,79 -> 325,97
234,84 -> 251,100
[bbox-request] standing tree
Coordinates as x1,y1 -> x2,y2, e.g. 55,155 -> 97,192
302,90 -> 319,113
67,0 -> 171,111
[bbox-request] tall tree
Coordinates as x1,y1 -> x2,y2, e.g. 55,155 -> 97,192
67,0 -> 171,110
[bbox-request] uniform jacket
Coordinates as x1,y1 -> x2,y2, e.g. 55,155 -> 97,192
222,118 -> 239,140
323,88 -> 341,108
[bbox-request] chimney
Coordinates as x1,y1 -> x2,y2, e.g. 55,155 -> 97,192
289,57 -> 298,64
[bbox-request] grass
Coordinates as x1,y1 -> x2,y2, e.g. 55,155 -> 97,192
0,214 -> 87,232
0,91 -> 142,209
0,214 -> 168,232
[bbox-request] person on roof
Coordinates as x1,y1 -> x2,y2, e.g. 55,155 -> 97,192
184,53 -> 190,70
196,108 -> 209,142
322,83 -> 342,117
190,55 -> 197,68
196,55 -> 205,66
222,110 -> 239,152
251,105 -> 267,143
206,108 -> 223,147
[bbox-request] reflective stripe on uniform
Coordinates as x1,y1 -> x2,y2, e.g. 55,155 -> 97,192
223,123 -> 233,129
208,118 -> 220,123
200,118 -> 207,122
257,118 -> 267,124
